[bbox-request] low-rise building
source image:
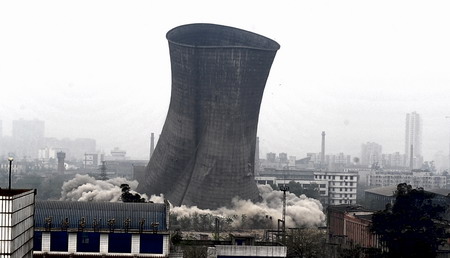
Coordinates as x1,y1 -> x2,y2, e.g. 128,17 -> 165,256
364,185 -> 397,211
327,205 -> 380,250
33,201 -> 170,257
367,171 -> 446,189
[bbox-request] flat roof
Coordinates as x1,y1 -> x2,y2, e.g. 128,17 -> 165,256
364,185 -> 397,197
0,189 -> 34,197
35,201 -> 167,231
426,188 -> 450,196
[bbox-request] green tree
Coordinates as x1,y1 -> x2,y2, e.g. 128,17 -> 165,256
371,183 -> 448,258
287,181 -> 320,199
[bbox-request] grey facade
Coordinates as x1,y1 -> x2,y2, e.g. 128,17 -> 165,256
137,23 -> 279,209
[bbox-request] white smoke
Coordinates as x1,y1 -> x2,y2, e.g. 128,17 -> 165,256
60,175 -> 325,227
170,185 -> 325,228
60,174 -> 149,202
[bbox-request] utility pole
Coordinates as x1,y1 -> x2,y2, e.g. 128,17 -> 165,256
446,116 -> 450,172
8,157 -> 14,190
279,184 -> 289,244
100,161 -> 108,180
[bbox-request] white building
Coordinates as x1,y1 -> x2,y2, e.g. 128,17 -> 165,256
314,171 -> 358,205
0,189 -> 36,258
254,176 -> 329,203
367,171 -> 446,189
405,112 -> 423,168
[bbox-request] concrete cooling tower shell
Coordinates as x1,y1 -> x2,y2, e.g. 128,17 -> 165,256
138,23 -> 280,209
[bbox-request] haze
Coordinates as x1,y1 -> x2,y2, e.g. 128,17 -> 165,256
1,0 -> 449,161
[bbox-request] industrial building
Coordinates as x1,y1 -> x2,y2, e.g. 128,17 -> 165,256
138,23 -> 280,209
33,201 -> 170,257
0,189 -> 36,258
327,205 -> 380,250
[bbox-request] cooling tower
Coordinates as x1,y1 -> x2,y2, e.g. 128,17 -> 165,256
138,23 -> 280,209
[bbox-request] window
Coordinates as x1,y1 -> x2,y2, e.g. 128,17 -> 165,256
345,188 -> 347,191
350,182 -> 353,186
340,176 -> 343,180
344,194 -> 347,197
339,200 -> 342,204
333,176 -> 335,180
345,182 -> 348,186
345,176 -> 348,180
349,200 -> 352,204
320,184 -> 326,188
350,176 -> 354,180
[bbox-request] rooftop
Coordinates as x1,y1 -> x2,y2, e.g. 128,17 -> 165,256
426,188 -> 450,197
0,188 -> 35,197
35,201 -> 168,231
328,204 -> 374,213
365,185 -> 398,197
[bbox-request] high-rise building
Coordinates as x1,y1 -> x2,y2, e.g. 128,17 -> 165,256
405,112 -> 422,168
279,152 -> 288,163
12,119 -> 45,159
361,142 -> 382,167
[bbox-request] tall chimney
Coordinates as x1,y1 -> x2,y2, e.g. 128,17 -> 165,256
321,131 -> 326,169
409,144 -> 414,170
57,151 -> 66,174
255,137 -> 260,175
150,133 -> 155,159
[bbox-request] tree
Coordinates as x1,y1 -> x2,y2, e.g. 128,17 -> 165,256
286,228 -> 329,258
287,181 -> 320,199
371,183 -> 448,258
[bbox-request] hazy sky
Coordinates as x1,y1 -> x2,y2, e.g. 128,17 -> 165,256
1,1 -> 450,160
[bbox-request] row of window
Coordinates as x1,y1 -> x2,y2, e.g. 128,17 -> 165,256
333,182 -> 354,186
331,194 -> 353,198
329,188 -> 355,192
331,200 -> 353,204
315,175 -> 355,180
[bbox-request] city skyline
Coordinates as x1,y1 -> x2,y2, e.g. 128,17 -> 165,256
1,1 -> 450,160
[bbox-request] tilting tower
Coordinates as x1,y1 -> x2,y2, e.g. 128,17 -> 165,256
137,23 -> 280,209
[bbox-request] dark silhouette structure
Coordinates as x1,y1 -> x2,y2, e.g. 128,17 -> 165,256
138,23 -> 280,209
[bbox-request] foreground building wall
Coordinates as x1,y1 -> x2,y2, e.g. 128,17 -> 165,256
138,23 -> 280,209
0,189 -> 36,258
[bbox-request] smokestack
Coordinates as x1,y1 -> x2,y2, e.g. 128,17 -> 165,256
150,133 -> 155,159
410,144 -> 414,170
57,151 -> 66,174
321,131 -> 326,169
255,137 -> 260,175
